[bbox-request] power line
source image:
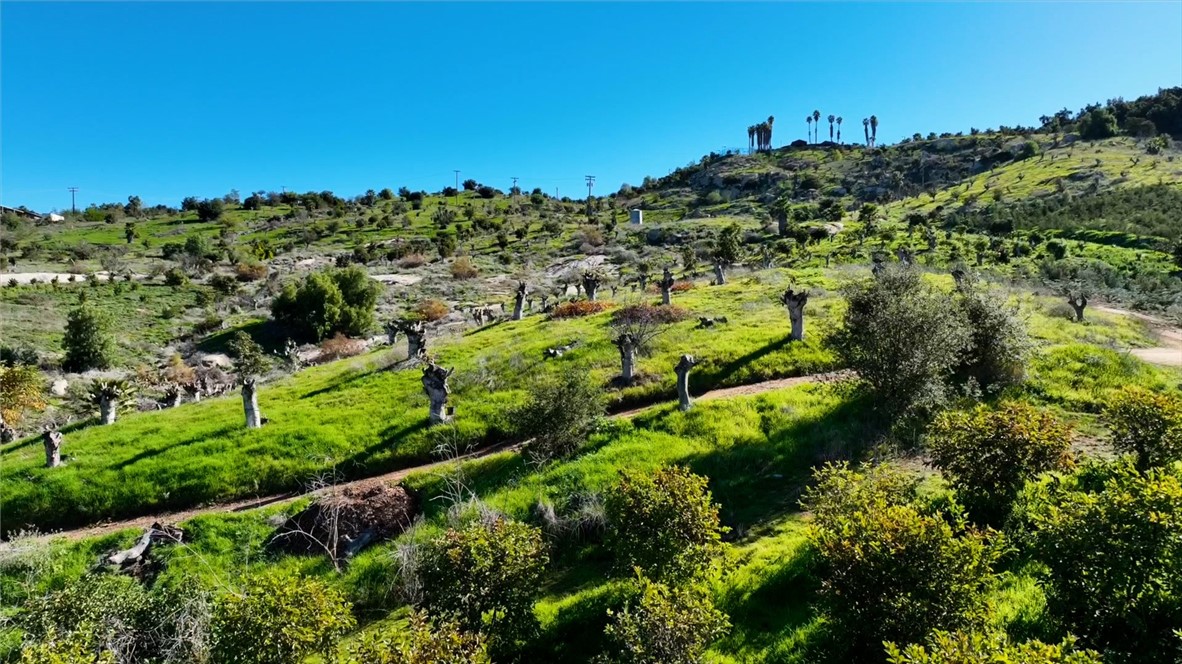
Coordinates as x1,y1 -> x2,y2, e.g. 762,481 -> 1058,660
585,175 -> 596,217
454,170 -> 461,206
67,187 -> 78,214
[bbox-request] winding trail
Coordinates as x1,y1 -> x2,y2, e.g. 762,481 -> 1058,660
1095,305 -> 1182,367
7,371 -> 849,545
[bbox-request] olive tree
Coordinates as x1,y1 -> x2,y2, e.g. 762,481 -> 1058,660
609,304 -> 681,386
509,366 -> 604,464
271,266 -> 381,341
601,575 -> 730,664
1103,386 -> 1182,471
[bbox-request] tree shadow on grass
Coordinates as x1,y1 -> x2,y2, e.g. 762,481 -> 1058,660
110,424 -> 240,471
196,319 -> 288,356
690,335 -> 795,393
1,417 -> 97,456
679,393 -> 882,534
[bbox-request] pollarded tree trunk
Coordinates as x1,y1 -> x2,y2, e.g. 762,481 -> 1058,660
421,362 -> 454,425
512,281 -> 527,321
615,334 -> 638,385
1068,294 -> 1087,322
242,379 -> 263,429
99,396 -> 117,425
781,288 -> 809,341
658,267 -> 675,306
0,415 -> 16,444
163,387 -> 182,409
638,273 -> 649,292
582,274 -> 600,301
777,213 -> 789,237
406,322 -> 426,359
713,261 -> 726,285
43,427 -> 62,468
674,355 -> 697,412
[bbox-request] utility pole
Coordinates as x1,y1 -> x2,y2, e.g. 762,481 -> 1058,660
67,187 -> 78,215
510,176 -> 519,201
584,175 -> 596,217
453,169 -> 461,206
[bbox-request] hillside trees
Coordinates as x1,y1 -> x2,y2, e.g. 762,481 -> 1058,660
271,266 -> 381,341
0,365 -> 45,440
711,223 -> 742,285
609,304 -> 680,385
62,303 -> 115,372
1077,108 -> 1119,140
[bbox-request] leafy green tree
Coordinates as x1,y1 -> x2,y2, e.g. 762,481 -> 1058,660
345,611 -> 488,664
418,518 -> 549,657
211,571 -> 355,664
710,223 -> 742,284
605,466 -> 725,582
832,265 -> 971,425
21,575 -> 165,664
229,331 -> 269,428
1077,108 -> 1119,140
123,221 -> 137,244
802,462 -> 998,659
62,304 -> 115,372
885,631 -> 1102,664
600,575 -> 730,664
510,366 -> 605,465
1031,463 -> 1182,663
0,365 -> 45,430
1103,386 -> 1182,470
271,266 -> 380,341
927,402 -> 1074,525
195,197 -> 224,222
435,232 -> 457,258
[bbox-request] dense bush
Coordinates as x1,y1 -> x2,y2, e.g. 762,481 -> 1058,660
832,266 -> 970,425
927,402 -> 1074,525
605,466 -> 725,582
318,332 -> 367,362
600,575 -> 730,664
1031,463 -> 1182,663
954,286 -> 1031,393
511,366 -> 605,464
235,261 -> 268,281
1102,386 -> 1182,470
802,463 -> 998,659
271,266 -> 381,341
549,300 -> 613,319
0,365 -> 45,425
418,518 -> 549,657
210,571 -> 355,664
450,256 -> 479,279
1077,108 -> 1119,140
412,299 -> 449,322
345,611 -> 489,664
62,304 -> 114,372
886,631 -> 1102,664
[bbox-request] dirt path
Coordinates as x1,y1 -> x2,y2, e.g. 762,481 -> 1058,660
9,371 -> 845,545
1095,305 -> 1182,367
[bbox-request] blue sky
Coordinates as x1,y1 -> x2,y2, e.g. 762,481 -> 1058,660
3,2 -> 1180,213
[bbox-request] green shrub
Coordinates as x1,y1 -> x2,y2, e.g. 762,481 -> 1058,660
345,610 -> 488,664
927,402 -> 1074,525
511,366 -> 605,464
1103,386 -> 1182,470
1077,108 -> 1118,140
885,631 -> 1102,664
600,575 -> 730,664
271,266 -> 380,341
832,266 -> 970,426
1031,463 -> 1182,663
163,267 -> 189,287
955,287 -> 1031,393
418,518 -> 548,657
210,571 -> 355,664
21,575 -> 162,663
18,629 -> 116,664
61,304 -> 114,372
802,462 -> 998,659
208,273 -> 239,295
605,466 -> 725,583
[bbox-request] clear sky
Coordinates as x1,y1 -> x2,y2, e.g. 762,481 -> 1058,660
3,2 -> 1180,213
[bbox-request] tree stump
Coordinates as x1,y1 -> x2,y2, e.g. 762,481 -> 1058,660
713,261 -> 726,285
1067,293 -> 1088,322
658,267 -> 675,306
781,288 -> 809,341
42,425 -> 62,468
242,378 -> 263,429
512,281 -> 527,321
421,362 -> 454,425
614,333 -> 639,385
582,272 -> 601,301
674,355 -> 697,411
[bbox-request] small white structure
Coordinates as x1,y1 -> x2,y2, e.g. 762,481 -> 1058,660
629,209 -> 643,225
48,213 -> 65,223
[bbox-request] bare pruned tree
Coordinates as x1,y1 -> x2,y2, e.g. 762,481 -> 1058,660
421,361 -> 454,425
780,288 -> 809,341
674,355 -> 698,411
610,303 -> 676,385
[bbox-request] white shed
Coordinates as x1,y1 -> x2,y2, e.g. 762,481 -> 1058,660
629,209 -> 643,225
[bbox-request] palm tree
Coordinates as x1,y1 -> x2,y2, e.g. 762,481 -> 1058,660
806,116 -> 813,144
827,114 -> 835,142
812,110 -> 821,143
836,116 -> 843,143
863,118 -> 870,146
870,115 -> 879,148
766,115 -> 775,150
747,125 -> 756,153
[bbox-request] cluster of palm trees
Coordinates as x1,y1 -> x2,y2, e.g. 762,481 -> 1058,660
748,111 -> 880,150
804,111 -> 879,147
747,116 -> 776,153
